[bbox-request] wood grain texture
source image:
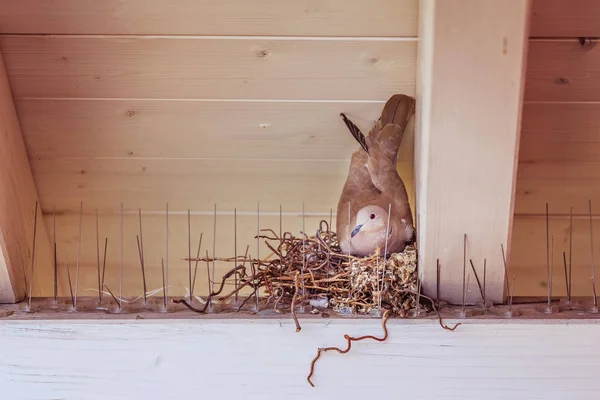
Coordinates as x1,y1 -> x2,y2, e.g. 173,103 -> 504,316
0,53 -> 54,302
531,0 -> 600,37
514,103 -> 600,215
16,99 -> 414,161
524,39 -> 600,102
0,36 -> 416,100
0,0 -> 418,37
2,318 -> 600,400
415,0 -> 531,304
30,158 -> 415,215
511,216 -> 600,297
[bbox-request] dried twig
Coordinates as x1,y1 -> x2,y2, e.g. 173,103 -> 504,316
307,309 -> 391,387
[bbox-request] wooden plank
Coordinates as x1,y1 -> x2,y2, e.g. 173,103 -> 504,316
2,318 -> 600,399
521,102 -> 600,144
515,175 -> 600,216
0,0 -> 418,37
511,216 -> 600,297
524,39 -> 600,102
415,0 -> 531,305
530,0 -> 600,37
16,99 -> 414,161
0,53 -> 54,302
30,158 -> 415,217
0,36 -> 416,100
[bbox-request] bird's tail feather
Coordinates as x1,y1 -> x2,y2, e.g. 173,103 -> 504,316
340,112 -> 368,152
369,94 -> 415,162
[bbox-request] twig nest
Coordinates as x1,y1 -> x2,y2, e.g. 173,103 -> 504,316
330,244 -> 418,315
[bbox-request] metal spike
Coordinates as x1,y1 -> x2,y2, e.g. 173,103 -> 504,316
53,206 -> 57,302
569,206 -> 573,305
256,202 -> 260,311
380,203 -> 392,310
119,202 -> 124,309
462,233 -> 467,310
138,209 -> 147,303
213,204 -> 217,298
165,202 -> 169,310
234,208 -> 238,305
191,233 -> 203,298
74,201 -> 83,310
549,234 -> 554,307
483,259 -> 487,306
436,258 -> 441,309
563,251 -> 570,304
17,242 -> 28,299
27,201 -> 38,311
66,262 -> 74,307
205,249 -> 212,310
161,257 -> 166,309
501,243 -> 509,302
545,203 -> 550,307
301,202 -> 305,297
96,208 -> 101,302
136,235 -> 147,303
590,199 -> 598,307
187,209 -> 192,301
101,237 -> 108,296
469,259 -> 484,302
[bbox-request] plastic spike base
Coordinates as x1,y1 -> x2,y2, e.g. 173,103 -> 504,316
536,304 -> 560,314
585,304 -> 600,314
489,306 -> 521,318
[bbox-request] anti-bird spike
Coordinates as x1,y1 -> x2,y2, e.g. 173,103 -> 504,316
234,207 -> 239,305
74,201 -> 83,310
53,205 -> 57,302
96,208 -> 101,302
164,202 -> 168,311
379,203 -> 392,310
138,209 -> 147,303
590,199 -> 598,308
27,201 -> 38,311
119,202 -> 124,310
213,204 -> 217,299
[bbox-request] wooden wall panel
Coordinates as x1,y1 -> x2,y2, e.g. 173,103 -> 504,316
0,37 -> 416,100
525,39 -> 600,102
0,0 -> 418,37
531,0 -> 600,37
0,2 -> 419,299
16,100 -> 415,161
31,157 -> 415,214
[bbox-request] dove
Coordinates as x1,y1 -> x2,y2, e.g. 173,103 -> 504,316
336,94 -> 415,257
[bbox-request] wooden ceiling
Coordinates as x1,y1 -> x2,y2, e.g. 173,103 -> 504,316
0,0 -> 418,297
0,0 -> 597,298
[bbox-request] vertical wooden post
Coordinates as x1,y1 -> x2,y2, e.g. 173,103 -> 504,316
0,52 -> 52,303
415,0 -> 531,304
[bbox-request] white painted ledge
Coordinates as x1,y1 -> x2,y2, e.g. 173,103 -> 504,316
1,318 -> 599,400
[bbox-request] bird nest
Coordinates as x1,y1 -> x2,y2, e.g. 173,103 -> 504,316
182,220 -> 419,324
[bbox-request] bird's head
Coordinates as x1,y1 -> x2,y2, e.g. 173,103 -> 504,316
351,205 -> 390,239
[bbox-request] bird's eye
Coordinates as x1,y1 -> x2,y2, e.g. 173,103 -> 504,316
370,213 -> 376,220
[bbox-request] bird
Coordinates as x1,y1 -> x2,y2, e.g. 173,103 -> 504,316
336,94 -> 415,257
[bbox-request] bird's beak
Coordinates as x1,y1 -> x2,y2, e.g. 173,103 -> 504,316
351,223 -> 363,238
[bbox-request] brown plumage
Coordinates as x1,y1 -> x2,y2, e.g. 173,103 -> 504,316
336,94 -> 415,257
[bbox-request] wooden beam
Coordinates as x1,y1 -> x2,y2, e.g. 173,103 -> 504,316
1,317 -> 599,399
0,52 -> 53,302
415,0 -> 531,304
